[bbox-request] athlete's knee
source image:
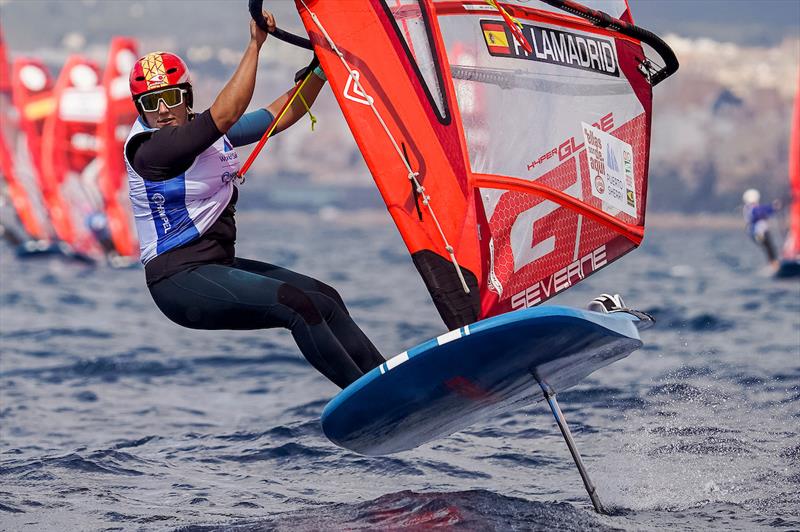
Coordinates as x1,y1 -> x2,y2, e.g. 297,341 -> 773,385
278,283 -> 323,325
315,281 -> 348,312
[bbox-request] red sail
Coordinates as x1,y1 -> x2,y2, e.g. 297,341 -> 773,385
784,75 -> 800,260
12,57 -> 56,209
98,37 -> 139,258
40,55 -> 107,255
295,0 -> 667,329
297,0 -> 482,328
0,27 -> 48,239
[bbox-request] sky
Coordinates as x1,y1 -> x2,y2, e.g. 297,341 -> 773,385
632,0 -> 800,45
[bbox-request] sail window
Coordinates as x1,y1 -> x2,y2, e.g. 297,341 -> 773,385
384,0 -> 449,121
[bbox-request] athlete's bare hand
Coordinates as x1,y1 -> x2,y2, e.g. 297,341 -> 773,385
250,10 -> 276,47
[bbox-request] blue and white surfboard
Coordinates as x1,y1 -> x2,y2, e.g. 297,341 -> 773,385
322,305 -> 646,456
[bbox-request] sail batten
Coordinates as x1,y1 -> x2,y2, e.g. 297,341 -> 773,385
473,173 -> 643,244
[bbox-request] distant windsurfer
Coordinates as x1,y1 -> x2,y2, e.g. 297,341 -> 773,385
123,10 -> 384,389
742,188 -> 781,269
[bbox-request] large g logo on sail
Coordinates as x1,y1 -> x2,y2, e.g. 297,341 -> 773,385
508,180 -> 581,272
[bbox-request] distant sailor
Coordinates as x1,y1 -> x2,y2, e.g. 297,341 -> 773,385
123,10 -> 384,389
742,188 -> 780,269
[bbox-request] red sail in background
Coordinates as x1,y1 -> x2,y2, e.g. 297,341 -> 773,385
98,37 -> 139,258
11,57 -> 65,242
0,27 -> 48,240
783,75 -> 800,260
295,0 -> 663,329
40,55 -> 107,255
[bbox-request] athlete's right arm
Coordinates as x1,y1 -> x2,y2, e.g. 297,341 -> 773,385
209,12 -> 272,133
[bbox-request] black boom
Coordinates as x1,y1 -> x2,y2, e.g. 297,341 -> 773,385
248,0 -> 314,50
538,0 -> 679,86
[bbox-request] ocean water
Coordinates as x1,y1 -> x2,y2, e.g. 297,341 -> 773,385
1,210 -> 798,531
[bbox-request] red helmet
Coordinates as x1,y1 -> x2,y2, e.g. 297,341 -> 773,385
129,51 -> 191,98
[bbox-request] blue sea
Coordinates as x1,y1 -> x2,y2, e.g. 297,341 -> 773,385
1,209 -> 798,531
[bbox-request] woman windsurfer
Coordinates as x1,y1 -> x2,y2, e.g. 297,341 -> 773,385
742,188 -> 781,269
124,11 -> 384,389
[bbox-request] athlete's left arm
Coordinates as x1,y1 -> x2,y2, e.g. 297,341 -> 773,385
265,71 -> 325,134
226,108 -> 276,147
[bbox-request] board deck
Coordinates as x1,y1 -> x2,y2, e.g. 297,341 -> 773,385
322,305 -> 645,456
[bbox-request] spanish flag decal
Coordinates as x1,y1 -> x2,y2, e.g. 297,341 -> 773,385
481,21 -> 510,56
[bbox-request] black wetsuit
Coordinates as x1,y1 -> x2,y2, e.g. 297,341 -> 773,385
128,109 -> 384,389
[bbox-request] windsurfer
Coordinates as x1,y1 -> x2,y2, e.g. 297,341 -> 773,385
742,188 -> 781,269
123,11 -> 384,389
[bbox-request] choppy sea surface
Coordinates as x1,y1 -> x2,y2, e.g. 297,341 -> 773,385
1,210 -> 798,531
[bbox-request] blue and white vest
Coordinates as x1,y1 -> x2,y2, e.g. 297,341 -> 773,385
124,118 -> 239,264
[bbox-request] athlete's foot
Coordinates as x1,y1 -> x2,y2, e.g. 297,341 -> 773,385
587,293 -> 655,330
587,293 -> 626,313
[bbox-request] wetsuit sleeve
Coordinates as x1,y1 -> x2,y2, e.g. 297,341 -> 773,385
226,108 -> 276,147
128,109 -> 223,181
753,205 -> 775,220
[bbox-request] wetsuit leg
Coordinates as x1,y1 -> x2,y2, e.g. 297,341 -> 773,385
762,231 -> 778,262
230,257 -> 385,373
148,263 -> 365,388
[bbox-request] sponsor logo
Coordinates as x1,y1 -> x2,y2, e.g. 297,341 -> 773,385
527,112 -> 613,172
606,142 -> 619,172
218,151 -> 238,163
481,20 -> 619,77
623,149 -> 635,207
151,192 -> 171,232
510,244 -> 608,309
343,69 -> 372,105
595,174 -> 605,194
582,122 -> 637,216
221,171 -> 235,183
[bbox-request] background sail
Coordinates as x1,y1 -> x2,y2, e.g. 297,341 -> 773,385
40,55 -> 108,255
783,75 -> 800,260
0,27 -> 49,241
296,0 -> 663,329
98,37 -> 139,258
11,56 -> 58,237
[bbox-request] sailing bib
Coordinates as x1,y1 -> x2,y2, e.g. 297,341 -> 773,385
124,118 -> 238,264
